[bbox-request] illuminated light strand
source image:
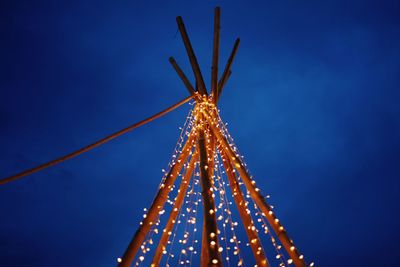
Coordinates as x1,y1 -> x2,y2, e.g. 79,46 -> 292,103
201,107 -> 308,267
196,110 -> 223,266
249,197 -> 287,265
159,127 -> 196,264
186,179 -> 201,266
166,107 -> 194,173
219,150 -> 270,267
213,152 -> 245,266
188,175 -> 202,267
214,111 -> 245,168
134,211 -> 161,266
129,109 -> 197,267
158,107 -> 194,194
170,108 -> 192,168
180,164 -> 201,266
152,148 -> 199,266
215,110 -> 289,266
165,163 -> 196,266
164,146 -> 202,266
213,152 -> 232,267
250,196 -> 287,266
177,168 -> 199,265
217,113 -> 289,266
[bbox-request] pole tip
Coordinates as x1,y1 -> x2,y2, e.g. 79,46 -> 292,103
176,16 -> 183,23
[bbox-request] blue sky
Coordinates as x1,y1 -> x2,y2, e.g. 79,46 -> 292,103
1,1 -> 399,266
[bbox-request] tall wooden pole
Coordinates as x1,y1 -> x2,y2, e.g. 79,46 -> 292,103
217,70 -> 231,98
201,126 -> 216,266
118,131 -> 197,267
200,220 -> 209,266
211,7 -> 221,102
176,16 -> 208,96
202,125 -> 217,266
0,96 -> 193,186
205,114 -> 307,267
216,39 -> 240,103
151,150 -> 198,266
220,150 -> 269,267
198,127 -> 222,266
169,57 -> 197,96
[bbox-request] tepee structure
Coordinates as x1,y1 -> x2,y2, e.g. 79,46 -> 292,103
0,7 -> 312,267
116,7 -> 310,267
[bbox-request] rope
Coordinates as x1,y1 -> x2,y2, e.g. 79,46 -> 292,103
0,95 -> 193,185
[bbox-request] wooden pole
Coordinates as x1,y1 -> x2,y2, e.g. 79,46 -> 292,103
211,7 -> 221,102
216,39 -> 240,103
169,57 -> 196,96
176,16 -> 208,96
0,96 -> 193,186
198,128 -> 222,266
202,125 -> 217,265
151,150 -> 198,266
220,150 -> 269,267
118,131 -> 197,267
200,220 -> 209,266
205,115 -> 307,267
201,126 -> 216,266
217,70 -> 231,98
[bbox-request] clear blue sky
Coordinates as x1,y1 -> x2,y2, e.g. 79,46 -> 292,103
1,1 -> 399,266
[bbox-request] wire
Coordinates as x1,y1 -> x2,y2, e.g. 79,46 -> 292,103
0,95 -> 193,185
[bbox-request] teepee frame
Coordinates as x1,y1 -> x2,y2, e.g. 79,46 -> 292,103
117,7 -> 307,267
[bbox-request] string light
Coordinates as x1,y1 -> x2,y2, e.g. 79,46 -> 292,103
120,101 -> 310,267
213,152 -> 246,266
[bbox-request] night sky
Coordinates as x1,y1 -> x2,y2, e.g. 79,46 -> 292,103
1,1 -> 399,266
